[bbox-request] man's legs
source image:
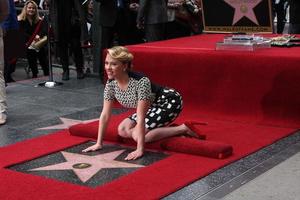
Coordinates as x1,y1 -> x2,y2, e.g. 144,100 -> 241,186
59,40 -> 70,80
70,35 -> 84,79
288,24 -> 300,34
144,23 -> 166,42
275,2 -> 286,34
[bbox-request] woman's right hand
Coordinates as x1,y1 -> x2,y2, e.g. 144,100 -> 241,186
82,143 -> 102,152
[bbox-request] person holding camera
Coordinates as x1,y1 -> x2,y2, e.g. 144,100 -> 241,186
18,0 -> 49,78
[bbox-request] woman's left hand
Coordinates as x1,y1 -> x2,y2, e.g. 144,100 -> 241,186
35,35 -> 40,41
125,149 -> 144,160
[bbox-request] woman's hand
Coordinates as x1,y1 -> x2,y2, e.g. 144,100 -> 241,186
34,35 -> 40,41
125,149 -> 144,160
82,143 -> 102,152
124,99 -> 149,161
129,3 -> 139,11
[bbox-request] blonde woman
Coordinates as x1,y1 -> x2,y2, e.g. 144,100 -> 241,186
83,46 -> 203,160
18,0 -> 49,78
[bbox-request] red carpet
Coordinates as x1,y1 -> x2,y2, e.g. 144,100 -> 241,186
128,34 -> 300,127
1,34 -> 300,199
0,121 -> 295,200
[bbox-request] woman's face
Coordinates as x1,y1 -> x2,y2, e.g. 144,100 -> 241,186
88,0 -> 93,10
26,2 -> 37,17
104,54 -> 127,80
43,0 -> 49,10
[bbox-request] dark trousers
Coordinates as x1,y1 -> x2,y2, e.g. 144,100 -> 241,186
58,25 -> 83,72
101,9 -> 132,49
166,21 -> 191,39
26,48 -> 49,76
274,2 -> 287,34
288,24 -> 300,34
145,23 -> 166,42
4,60 -> 16,82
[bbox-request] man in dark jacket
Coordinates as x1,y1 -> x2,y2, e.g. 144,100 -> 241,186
50,0 -> 86,80
95,0 -> 133,48
2,0 -> 20,83
272,0 -> 288,34
288,0 -> 300,33
137,0 -> 168,42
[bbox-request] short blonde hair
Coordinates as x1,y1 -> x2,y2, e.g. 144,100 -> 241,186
107,46 -> 134,65
18,0 -> 40,23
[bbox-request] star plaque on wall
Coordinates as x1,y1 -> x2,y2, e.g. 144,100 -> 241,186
200,0 -> 273,33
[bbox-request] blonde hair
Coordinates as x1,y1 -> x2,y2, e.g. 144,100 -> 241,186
18,0 -> 40,23
107,46 -> 134,67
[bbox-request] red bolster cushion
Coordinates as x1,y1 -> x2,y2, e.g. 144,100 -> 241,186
69,111 -> 135,141
69,121 -> 99,139
69,121 -> 119,142
160,137 -> 233,159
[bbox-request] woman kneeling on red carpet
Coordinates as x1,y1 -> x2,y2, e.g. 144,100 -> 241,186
82,46 -> 202,160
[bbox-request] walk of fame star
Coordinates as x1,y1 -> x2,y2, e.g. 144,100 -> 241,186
37,117 -> 98,130
224,0 -> 263,25
29,150 -> 144,182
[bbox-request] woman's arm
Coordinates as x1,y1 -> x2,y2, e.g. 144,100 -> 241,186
125,99 -> 150,160
82,99 -> 113,152
96,99 -> 113,145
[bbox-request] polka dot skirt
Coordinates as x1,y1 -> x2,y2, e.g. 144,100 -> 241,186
129,88 -> 183,130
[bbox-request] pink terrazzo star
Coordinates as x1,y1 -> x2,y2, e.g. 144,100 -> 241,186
224,0 -> 263,25
29,150 -> 144,182
37,117 -> 98,130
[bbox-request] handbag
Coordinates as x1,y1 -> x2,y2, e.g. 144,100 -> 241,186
26,18 -> 47,52
174,0 -> 203,34
183,0 -> 200,15
29,35 -> 47,52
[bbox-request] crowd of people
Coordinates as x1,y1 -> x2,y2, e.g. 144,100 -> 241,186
1,1 -> 300,146
2,0 -> 202,81
2,0 -> 298,84
0,0 -> 203,125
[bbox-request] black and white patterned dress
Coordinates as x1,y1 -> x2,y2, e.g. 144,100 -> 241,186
104,72 -> 183,130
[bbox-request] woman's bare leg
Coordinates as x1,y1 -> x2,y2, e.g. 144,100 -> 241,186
145,124 -> 195,143
118,118 -> 136,138
118,120 -> 198,143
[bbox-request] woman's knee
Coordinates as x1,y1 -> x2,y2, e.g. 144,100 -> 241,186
117,125 -> 131,138
118,118 -> 135,138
